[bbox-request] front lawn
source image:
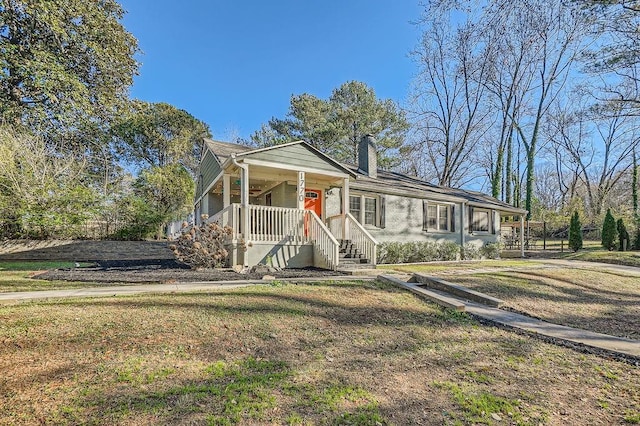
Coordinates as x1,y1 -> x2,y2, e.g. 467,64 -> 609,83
558,249 -> 640,267
1,281 -> 638,425
0,261 -> 99,293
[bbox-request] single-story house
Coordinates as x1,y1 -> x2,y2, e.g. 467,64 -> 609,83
193,136 -> 527,270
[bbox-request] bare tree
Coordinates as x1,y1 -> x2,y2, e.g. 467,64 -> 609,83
546,93 -> 640,217
408,10 -> 492,187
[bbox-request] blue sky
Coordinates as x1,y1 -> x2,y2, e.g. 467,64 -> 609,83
119,0 -> 423,140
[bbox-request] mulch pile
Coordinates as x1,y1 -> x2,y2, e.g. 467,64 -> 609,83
36,259 -> 343,283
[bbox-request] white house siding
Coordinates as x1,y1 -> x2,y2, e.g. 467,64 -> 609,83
325,190 -> 501,247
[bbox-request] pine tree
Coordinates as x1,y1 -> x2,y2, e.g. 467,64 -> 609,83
568,211 -> 583,252
601,209 -> 617,251
617,219 -> 629,251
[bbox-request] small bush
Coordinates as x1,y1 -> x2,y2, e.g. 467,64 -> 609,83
377,242 -> 404,264
378,241 -> 461,264
461,243 -> 480,260
601,209 -> 617,251
479,242 -> 501,259
437,241 -> 461,261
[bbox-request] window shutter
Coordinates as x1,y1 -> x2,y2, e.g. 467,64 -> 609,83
339,188 -> 343,213
468,207 -> 474,233
491,210 -> 496,234
450,205 -> 455,233
379,195 -> 386,229
422,200 -> 428,231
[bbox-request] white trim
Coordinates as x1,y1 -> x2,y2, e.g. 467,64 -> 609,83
424,201 -> 454,233
470,207 -> 491,234
349,192 -> 381,228
242,158 -> 351,178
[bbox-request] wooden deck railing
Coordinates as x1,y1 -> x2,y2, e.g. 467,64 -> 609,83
307,211 -> 340,270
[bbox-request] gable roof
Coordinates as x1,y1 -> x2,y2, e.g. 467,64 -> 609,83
202,138 -> 356,177
203,139 -> 253,163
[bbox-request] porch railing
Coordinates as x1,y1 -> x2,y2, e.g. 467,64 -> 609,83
248,205 -> 306,243
307,210 -> 340,270
209,204 -> 307,243
326,213 -> 378,265
345,213 -> 378,265
206,204 -> 237,230
206,205 -> 372,268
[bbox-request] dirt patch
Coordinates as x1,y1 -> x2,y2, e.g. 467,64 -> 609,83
36,259 -> 343,283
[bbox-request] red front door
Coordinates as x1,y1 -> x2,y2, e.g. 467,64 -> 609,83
304,189 -> 322,236
304,189 -> 322,219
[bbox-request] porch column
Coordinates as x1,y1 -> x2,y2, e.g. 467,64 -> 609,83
223,174 -> 231,207
342,177 -> 350,240
297,172 -> 305,210
240,165 -> 250,266
201,192 -> 209,221
460,202 -> 466,247
520,215 -> 525,258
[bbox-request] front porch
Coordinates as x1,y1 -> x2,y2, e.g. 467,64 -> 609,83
194,141 -> 377,270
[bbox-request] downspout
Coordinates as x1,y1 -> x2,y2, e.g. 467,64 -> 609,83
232,154 -> 250,267
520,214 -> 526,258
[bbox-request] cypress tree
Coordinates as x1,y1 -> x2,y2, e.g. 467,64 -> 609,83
617,218 -> 629,251
601,209 -> 617,251
634,151 -> 640,250
568,211 -> 583,252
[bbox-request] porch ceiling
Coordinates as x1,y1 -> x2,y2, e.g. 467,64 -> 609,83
209,164 -> 344,197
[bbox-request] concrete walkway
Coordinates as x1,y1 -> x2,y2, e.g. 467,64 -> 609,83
535,258 -> 640,276
0,276 -> 372,304
0,281 -> 255,303
465,302 -> 640,359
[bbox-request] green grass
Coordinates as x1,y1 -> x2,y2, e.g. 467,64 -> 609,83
0,260 -> 90,271
0,260 -> 99,293
434,381 -> 541,425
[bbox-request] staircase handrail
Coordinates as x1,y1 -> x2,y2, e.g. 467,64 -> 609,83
345,212 -> 378,265
307,210 -> 340,270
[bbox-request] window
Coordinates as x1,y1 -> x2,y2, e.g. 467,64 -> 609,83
349,194 -> 383,227
423,201 -> 454,232
349,196 -> 361,222
364,197 -> 377,226
471,209 -> 490,233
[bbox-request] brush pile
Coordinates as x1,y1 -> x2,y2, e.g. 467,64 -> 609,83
169,220 -> 232,268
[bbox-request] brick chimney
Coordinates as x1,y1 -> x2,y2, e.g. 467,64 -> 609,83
358,134 -> 377,178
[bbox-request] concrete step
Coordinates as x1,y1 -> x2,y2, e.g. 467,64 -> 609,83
337,263 -> 377,272
377,274 -> 466,311
411,273 -> 504,307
